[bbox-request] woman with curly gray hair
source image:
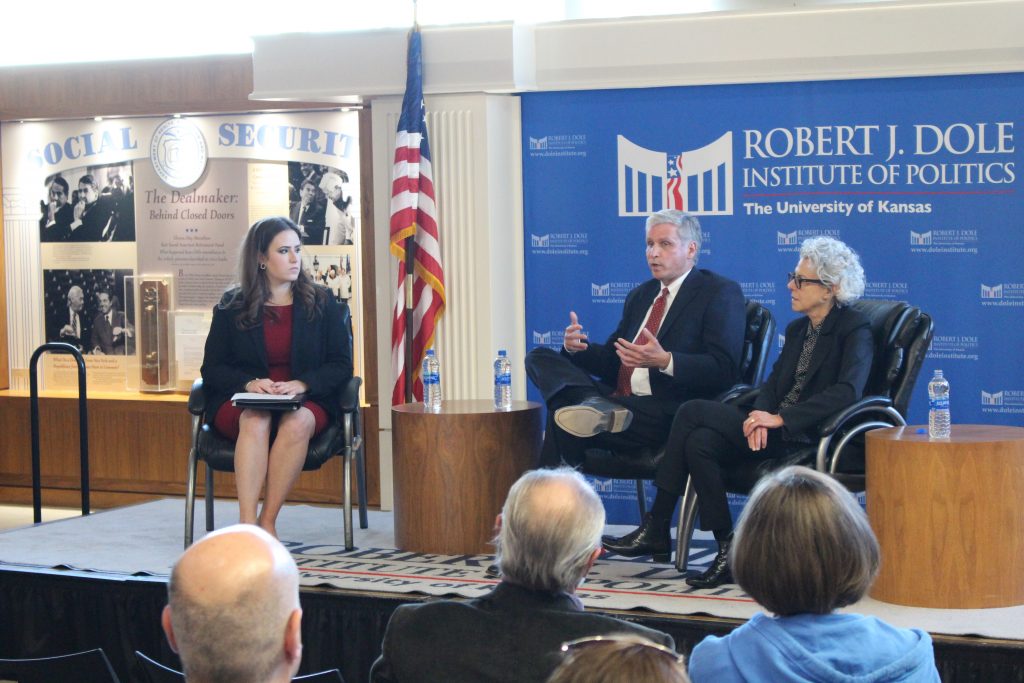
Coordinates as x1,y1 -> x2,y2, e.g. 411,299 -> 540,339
603,237 -> 873,588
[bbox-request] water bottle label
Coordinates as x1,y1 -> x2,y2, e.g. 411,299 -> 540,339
929,397 -> 949,410
496,374 -> 511,386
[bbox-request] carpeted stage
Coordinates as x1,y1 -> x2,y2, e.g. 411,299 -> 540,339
0,500 -> 1022,682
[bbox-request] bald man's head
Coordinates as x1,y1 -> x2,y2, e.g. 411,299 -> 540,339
163,525 -> 302,683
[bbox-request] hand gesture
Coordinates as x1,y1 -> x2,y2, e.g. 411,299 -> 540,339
614,328 -> 669,370
563,311 -> 589,352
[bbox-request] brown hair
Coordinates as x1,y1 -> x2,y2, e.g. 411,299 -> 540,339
548,634 -> 689,683
731,466 -> 880,616
222,216 -> 322,329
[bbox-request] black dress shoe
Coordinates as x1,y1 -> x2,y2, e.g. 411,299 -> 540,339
601,513 -> 671,562
686,535 -> 733,589
485,563 -> 500,578
554,397 -> 633,438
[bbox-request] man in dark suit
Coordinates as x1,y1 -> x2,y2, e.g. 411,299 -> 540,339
69,174 -> 116,242
525,209 -> 746,468
290,179 -> 326,245
39,176 -> 74,242
370,468 -> 674,683
90,290 -> 132,355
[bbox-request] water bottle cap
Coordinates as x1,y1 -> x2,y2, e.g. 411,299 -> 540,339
426,349 -> 435,356
933,369 -> 943,377
498,349 -> 507,356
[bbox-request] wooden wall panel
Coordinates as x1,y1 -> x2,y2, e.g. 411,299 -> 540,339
0,54 -> 328,121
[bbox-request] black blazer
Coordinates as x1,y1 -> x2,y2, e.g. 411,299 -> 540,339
754,304 -> 873,439
567,268 -> 746,413
369,581 -> 675,683
200,286 -> 352,423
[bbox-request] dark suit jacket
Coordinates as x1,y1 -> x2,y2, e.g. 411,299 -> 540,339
369,582 -> 675,683
291,200 -> 326,245
40,203 -> 74,242
69,196 -> 115,242
754,304 -> 873,439
200,286 -> 352,423
90,310 -> 128,355
567,268 -> 745,414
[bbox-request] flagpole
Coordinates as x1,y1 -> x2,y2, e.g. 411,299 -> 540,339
404,235 -> 416,403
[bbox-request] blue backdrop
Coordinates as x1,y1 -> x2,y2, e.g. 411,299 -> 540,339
521,73 -> 1024,523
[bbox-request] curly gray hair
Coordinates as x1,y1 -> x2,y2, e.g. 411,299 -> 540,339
799,237 -> 865,305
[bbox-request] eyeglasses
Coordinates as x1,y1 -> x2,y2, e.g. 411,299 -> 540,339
787,272 -> 830,289
560,635 -> 685,665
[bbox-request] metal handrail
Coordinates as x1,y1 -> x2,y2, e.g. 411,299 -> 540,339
29,343 -> 89,523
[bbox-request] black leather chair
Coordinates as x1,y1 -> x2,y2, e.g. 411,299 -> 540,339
0,648 -> 121,683
135,650 -> 345,682
184,305 -> 368,550
673,299 -> 934,571
583,299 -> 776,570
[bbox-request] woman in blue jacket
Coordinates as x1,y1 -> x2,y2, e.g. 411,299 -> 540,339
688,466 -> 940,682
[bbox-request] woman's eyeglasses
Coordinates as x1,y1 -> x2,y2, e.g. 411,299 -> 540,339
560,635 -> 685,665
787,272 -> 829,289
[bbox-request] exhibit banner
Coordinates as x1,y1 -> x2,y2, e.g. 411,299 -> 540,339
521,73 -> 1023,522
1,111 -> 361,391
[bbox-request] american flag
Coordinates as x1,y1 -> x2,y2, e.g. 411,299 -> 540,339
666,153 -> 685,210
389,28 -> 445,405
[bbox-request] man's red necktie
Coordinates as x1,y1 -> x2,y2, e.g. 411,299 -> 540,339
614,287 -> 669,396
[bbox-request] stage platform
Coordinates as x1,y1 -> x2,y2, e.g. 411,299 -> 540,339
0,500 -> 1022,682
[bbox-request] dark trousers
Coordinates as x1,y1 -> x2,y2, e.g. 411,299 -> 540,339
654,399 -> 800,532
525,347 -> 674,467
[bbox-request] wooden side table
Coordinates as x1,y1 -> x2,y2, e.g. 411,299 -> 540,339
391,400 -> 542,555
866,424 -> 1024,608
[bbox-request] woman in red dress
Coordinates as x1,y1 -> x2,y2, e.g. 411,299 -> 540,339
201,217 -> 352,537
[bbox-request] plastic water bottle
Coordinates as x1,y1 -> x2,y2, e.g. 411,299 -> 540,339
494,349 -> 512,410
927,369 -> 951,439
422,349 -> 441,412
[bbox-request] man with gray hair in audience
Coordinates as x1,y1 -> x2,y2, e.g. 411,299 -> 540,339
370,467 -> 674,683
161,524 -> 305,683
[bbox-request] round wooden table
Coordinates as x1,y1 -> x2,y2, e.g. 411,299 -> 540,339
391,400 -> 542,555
866,424 -> 1024,608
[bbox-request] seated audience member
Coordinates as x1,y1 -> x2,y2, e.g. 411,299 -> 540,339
604,236 -> 872,588
548,634 -> 690,683
370,467 -> 674,683
688,466 -> 940,682
162,524 -> 307,683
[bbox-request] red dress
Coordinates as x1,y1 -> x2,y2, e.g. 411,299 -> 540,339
213,304 -> 329,440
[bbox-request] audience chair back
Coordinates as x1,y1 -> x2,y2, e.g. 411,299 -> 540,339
0,648 -> 121,683
184,301 -> 368,549
135,650 -> 183,683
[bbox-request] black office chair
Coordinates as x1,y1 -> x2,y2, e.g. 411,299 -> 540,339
673,299 -> 934,571
184,304 -> 368,550
583,299 -> 776,570
135,650 -> 345,682
0,648 -> 121,683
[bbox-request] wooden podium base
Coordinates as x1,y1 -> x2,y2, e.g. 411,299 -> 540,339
866,425 -> 1024,608
392,400 -> 542,555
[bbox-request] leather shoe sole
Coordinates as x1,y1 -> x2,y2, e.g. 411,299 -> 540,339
554,401 -> 633,438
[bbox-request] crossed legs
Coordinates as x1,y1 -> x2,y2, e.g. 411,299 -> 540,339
233,407 -> 316,537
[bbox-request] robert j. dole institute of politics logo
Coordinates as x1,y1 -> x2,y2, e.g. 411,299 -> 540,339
150,118 -> 208,188
617,133 -> 733,217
